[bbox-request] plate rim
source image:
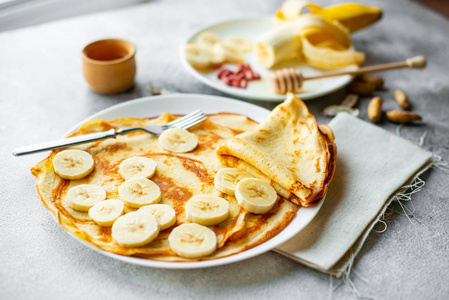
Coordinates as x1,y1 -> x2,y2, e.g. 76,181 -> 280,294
59,94 -> 324,269
179,16 -> 354,102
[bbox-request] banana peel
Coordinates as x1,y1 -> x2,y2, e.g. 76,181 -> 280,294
274,1 -> 382,33
301,34 -> 365,69
258,13 -> 365,69
315,3 -> 382,33
274,0 -> 322,24
298,24 -> 365,69
295,15 -> 352,49
260,0 -> 380,69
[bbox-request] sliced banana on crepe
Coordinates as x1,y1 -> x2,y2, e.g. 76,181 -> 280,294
185,195 -> 229,226
158,128 -> 198,153
89,199 -> 125,227
112,211 -> 160,247
66,184 -> 106,211
214,168 -> 253,196
168,223 -> 217,258
118,156 -> 157,180
196,31 -> 222,49
53,149 -> 94,180
235,178 -> 278,214
223,36 -> 253,53
138,204 -> 177,230
118,177 -> 161,208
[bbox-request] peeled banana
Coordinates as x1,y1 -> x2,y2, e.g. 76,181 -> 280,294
53,149 -> 94,180
168,223 -> 217,258
118,177 -> 161,208
138,204 -> 177,230
235,178 -> 278,214
257,13 -> 365,70
255,24 -> 301,69
66,184 -> 106,212
118,156 -> 157,180
259,1 -> 381,70
185,195 -> 229,226
112,211 -> 160,247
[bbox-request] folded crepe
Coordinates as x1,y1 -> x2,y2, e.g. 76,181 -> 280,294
216,93 -> 336,206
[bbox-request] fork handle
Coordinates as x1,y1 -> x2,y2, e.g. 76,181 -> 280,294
12,129 -> 118,156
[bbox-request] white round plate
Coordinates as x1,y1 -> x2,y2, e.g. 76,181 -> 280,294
62,94 -> 324,269
180,17 -> 356,102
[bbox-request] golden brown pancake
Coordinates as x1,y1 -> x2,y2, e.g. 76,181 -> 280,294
31,112 -> 299,261
216,93 -> 336,206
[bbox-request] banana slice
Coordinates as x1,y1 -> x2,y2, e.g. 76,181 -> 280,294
214,168 -> 253,196
53,149 -> 94,180
196,31 -> 222,49
138,204 -> 177,230
168,223 -> 217,258
112,211 -> 160,247
158,128 -> 198,153
184,44 -> 216,69
118,177 -> 161,208
235,178 -> 278,214
213,42 -> 245,64
223,36 -> 253,53
185,195 -> 229,226
118,156 -> 157,180
66,184 -> 106,211
88,199 -> 125,227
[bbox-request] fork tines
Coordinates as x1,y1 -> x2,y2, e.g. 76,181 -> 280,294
163,110 -> 206,130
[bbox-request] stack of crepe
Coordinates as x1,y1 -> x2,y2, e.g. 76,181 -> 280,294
217,93 -> 336,206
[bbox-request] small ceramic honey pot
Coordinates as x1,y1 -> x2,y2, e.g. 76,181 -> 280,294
82,39 -> 136,94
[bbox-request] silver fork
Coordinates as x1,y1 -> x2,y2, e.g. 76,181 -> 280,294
13,110 -> 206,156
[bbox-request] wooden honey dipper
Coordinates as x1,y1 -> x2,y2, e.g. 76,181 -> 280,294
270,55 -> 426,94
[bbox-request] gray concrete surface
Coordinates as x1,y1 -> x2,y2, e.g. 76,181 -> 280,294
0,0 -> 148,32
1,0 -> 448,299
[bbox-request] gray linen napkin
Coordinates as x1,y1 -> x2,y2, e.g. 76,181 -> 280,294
275,112 -> 432,277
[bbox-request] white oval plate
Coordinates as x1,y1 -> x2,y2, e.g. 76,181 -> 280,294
180,17 -> 356,102
62,94 -> 324,269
